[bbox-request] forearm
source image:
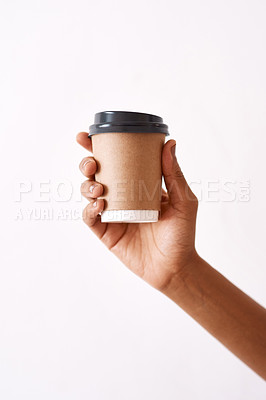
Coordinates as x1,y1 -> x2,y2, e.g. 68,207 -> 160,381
163,255 -> 266,379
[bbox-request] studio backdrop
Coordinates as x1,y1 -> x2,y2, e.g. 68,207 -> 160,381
0,1 -> 266,399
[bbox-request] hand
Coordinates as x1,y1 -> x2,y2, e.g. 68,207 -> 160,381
77,132 -> 266,379
77,132 -> 198,292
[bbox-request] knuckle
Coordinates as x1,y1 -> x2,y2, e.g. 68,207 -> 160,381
82,206 -> 94,225
79,158 -> 87,170
82,207 -> 89,222
80,181 -> 88,193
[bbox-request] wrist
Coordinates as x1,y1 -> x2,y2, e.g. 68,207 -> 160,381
161,251 -> 203,300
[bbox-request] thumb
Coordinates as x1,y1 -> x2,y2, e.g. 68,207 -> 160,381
162,140 -> 192,206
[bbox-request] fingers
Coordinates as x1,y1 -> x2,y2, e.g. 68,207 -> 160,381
81,179 -> 104,199
79,156 -> 97,178
77,132 -> 107,237
82,184 -> 106,239
82,199 -> 105,228
76,132 -> 92,152
162,140 -> 197,208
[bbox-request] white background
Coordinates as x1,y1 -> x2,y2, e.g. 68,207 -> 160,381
1,0 -> 266,398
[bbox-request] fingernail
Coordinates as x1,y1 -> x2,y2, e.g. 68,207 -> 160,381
83,160 -> 92,169
93,200 -> 97,207
89,184 -> 97,193
171,143 -> 176,159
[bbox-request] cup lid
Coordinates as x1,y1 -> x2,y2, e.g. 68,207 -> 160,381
89,111 -> 169,136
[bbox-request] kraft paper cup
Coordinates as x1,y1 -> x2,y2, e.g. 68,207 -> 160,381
89,111 -> 169,223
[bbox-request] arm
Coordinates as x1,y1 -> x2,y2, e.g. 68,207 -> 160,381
163,256 -> 266,379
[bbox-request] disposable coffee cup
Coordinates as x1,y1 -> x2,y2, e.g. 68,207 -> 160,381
89,111 -> 169,223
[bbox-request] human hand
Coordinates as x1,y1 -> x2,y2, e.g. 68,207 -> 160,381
77,131 -> 266,379
77,132 -> 198,292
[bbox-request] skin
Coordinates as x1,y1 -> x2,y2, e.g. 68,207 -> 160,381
77,132 -> 266,380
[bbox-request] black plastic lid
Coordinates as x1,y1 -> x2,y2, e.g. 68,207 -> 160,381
89,111 -> 169,136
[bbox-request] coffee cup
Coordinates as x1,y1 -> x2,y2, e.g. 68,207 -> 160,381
89,111 -> 169,223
